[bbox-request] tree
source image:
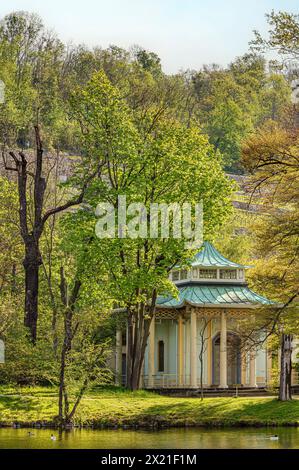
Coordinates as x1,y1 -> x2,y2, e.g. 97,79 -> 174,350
132,46 -> 162,77
243,9 -> 299,400
184,54 -> 290,172
53,209 -> 115,427
69,70 -> 233,390
57,266 -> 111,428
0,177 -> 21,295
251,10 -> 299,64
279,333 -> 293,401
2,125 -> 97,341
242,122 -> 299,400
0,12 -> 100,341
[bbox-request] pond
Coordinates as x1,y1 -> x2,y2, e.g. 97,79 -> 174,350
0,427 -> 298,449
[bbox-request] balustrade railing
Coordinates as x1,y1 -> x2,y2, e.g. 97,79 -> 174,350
122,373 -> 292,389
141,374 -> 223,388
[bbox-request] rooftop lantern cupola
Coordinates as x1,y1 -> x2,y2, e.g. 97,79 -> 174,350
160,240 -> 272,308
170,241 -> 250,285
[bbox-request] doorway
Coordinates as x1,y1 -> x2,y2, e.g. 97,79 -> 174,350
212,332 -> 241,385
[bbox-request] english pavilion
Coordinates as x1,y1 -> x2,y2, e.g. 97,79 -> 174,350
115,242 -> 275,389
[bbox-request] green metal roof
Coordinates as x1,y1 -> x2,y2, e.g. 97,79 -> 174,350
157,284 -> 273,308
190,241 -> 250,268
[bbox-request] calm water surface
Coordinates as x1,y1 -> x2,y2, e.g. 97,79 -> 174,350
0,427 -> 298,449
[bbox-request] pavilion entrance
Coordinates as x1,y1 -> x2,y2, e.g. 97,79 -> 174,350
212,332 -> 241,386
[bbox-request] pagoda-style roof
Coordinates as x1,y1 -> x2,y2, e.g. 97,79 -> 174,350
190,241 -> 250,268
157,241 -> 274,308
157,284 -> 273,309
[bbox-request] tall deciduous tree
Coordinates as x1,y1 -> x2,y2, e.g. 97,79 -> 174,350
69,70 -> 233,390
2,125 -> 96,341
183,55 -> 290,172
246,10 -> 299,400
0,12 -> 97,341
251,10 -> 299,63
242,122 -> 299,401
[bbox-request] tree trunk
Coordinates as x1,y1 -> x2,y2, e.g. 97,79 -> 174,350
58,271 -> 82,427
126,305 -> 154,391
58,309 -> 73,426
58,345 -> 67,422
4,126 -> 93,344
279,333 -> 293,401
23,240 -> 42,342
11,263 -> 17,294
126,322 -> 144,391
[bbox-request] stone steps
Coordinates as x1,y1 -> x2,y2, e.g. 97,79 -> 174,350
152,386 -> 299,397
154,387 -> 272,397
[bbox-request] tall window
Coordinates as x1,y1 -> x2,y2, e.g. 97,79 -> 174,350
158,340 -> 165,372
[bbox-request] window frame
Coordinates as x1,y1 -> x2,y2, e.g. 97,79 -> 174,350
158,340 -> 165,372
219,269 -> 237,280
198,268 -> 217,279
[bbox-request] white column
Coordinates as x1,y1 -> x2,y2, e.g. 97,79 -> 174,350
207,320 -> 212,386
190,309 -> 198,388
125,322 -> 128,387
266,347 -> 272,387
115,329 -> 122,385
148,316 -> 155,388
177,315 -> 184,386
278,347 -> 281,377
219,311 -> 228,388
241,352 -> 247,386
249,351 -> 257,387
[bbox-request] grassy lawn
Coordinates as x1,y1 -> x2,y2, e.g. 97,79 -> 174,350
0,385 -> 298,428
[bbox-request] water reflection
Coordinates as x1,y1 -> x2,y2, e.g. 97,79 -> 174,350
0,427 -> 298,449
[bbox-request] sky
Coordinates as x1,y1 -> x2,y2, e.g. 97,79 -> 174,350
0,0 -> 298,73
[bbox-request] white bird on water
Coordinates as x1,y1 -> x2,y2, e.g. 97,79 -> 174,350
270,435 -> 279,441
50,434 -> 57,441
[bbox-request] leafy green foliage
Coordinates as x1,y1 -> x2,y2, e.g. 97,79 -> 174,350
187,54 -> 290,171
66,70 -> 233,309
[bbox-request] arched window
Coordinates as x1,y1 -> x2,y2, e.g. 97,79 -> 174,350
158,340 -> 164,372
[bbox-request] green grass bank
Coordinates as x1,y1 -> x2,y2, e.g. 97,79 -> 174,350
0,386 -> 298,428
